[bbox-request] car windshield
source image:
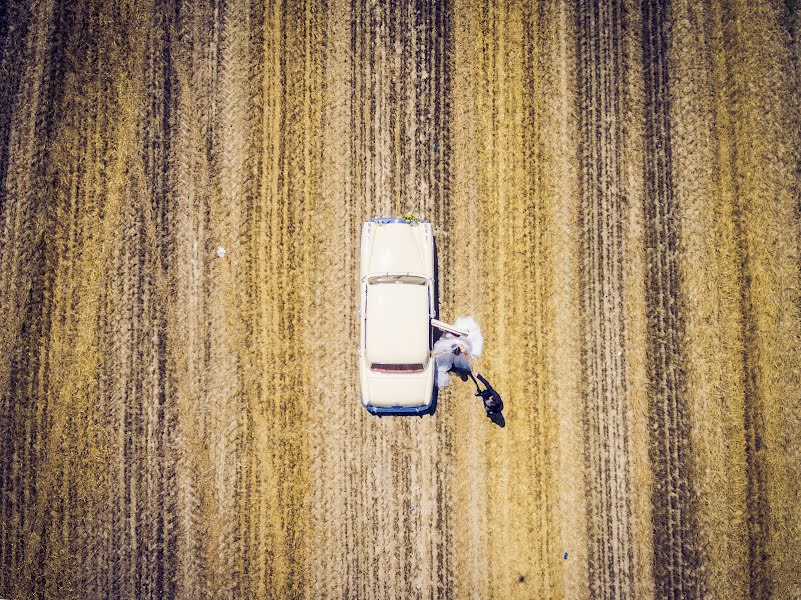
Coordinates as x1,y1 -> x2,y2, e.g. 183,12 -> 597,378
368,274 -> 427,285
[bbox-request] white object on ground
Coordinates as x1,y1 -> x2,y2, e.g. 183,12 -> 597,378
216,246 -> 226,258
432,316 -> 483,389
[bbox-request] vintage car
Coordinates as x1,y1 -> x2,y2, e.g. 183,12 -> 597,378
359,217 -> 436,414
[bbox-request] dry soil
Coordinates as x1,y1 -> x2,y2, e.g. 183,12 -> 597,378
1,0 -> 800,598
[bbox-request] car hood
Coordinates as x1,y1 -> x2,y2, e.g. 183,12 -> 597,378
367,223 -> 426,275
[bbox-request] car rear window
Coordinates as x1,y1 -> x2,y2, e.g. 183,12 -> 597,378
370,363 -> 424,373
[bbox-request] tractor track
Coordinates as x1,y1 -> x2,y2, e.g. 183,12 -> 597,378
640,0 -> 699,597
576,0 -> 642,596
1,1 -> 801,599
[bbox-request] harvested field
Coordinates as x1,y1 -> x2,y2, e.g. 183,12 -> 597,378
1,0 -> 800,598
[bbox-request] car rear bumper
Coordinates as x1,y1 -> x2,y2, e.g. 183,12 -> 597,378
362,400 -> 433,416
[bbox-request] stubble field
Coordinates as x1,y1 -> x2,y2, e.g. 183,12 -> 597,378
1,0 -> 800,598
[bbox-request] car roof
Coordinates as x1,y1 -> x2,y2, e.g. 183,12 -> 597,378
365,283 -> 429,365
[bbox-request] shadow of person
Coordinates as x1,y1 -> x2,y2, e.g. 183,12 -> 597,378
488,411 -> 505,427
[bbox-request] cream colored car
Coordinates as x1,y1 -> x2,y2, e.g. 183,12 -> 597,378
359,218 -> 436,414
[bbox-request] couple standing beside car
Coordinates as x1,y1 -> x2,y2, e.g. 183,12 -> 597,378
431,331 -> 503,415
432,339 -> 476,380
